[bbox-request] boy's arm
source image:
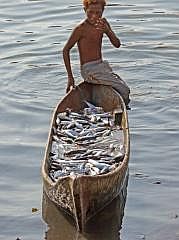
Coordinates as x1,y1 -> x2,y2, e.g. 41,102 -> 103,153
95,18 -> 121,48
106,27 -> 121,48
63,26 -> 81,93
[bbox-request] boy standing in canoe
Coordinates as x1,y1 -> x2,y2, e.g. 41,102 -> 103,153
63,0 -> 130,105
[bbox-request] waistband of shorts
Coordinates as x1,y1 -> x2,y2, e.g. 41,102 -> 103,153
81,59 -> 102,68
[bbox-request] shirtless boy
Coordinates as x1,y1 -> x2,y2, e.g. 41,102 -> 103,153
63,0 -> 130,105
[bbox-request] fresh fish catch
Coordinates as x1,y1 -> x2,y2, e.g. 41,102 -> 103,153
48,104 -> 125,182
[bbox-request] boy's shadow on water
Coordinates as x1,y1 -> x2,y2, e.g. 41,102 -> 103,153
42,179 -> 128,240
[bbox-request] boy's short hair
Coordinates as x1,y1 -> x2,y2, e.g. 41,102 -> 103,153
83,0 -> 106,9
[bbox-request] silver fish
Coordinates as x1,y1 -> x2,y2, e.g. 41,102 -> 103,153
77,149 -> 93,158
95,112 -> 111,118
74,121 -> 83,130
90,166 -> 100,175
62,129 -> 79,139
49,154 -> 59,161
113,152 -> 125,162
52,135 -> 61,142
75,119 -> 91,125
109,143 -> 116,152
84,101 -> 103,113
66,122 -> 76,129
85,163 -> 100,175
53,170 -> 65,179
56,117 -> 61,125
92,150 -> 103,157
75,135 -> 96,142
65,148 -> 87,156
50,162 -> 63,169
79,161 -> 88,171
102,129 -> 112,137
95,122 -> 106,127
57,112 -> 71,121
93,126 -> 107,132
75,140 -> 96,146
90,115 -> 97,123
70,112 -> 86,119
88,159 -> 110,170
84,101 -> 97,110
59,120 -> 72,126
51,141 -> 59,154
52,126 -> 57,134
60,137 -> 74,144
101,118 -> 110,126
98,159 -> 114,164
100,166 -> 110,174
78,129 -> 93,137
94,132 -> 104,138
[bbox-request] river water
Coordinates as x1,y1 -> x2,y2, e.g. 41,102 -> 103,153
0,0 -> 179,239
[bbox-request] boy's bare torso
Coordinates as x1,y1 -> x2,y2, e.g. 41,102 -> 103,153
77,20 -> 103,65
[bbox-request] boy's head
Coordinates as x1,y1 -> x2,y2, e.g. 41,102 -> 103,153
83,0 -> 106,25
83,0 -> 106,11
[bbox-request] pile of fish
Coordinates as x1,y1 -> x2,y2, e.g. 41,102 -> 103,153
48,102 -> 125,181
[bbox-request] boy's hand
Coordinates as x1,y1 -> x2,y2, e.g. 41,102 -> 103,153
95,18 -> 121,48
66,76 -> 75,93
95,18 -> 111,34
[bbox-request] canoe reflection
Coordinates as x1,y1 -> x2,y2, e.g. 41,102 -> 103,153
42,178 -> 128,240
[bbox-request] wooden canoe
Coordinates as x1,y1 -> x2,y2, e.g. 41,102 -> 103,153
42,82 -> 130,231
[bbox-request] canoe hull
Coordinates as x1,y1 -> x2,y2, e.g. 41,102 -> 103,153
42,173 -> 128,238
42,82 -> 130,231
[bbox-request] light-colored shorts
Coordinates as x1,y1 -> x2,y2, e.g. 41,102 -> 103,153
81,60 -> 130,105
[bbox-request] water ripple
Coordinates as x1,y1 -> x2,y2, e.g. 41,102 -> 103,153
0,0 -> 179,239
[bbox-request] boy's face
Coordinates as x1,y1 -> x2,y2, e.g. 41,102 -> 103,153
85,4 -> 104,25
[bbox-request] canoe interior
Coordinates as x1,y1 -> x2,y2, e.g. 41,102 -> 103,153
42,82 -> 130,231
56,82 -> 123,113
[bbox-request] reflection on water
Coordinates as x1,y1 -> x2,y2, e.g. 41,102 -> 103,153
42,177 -> 128,240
